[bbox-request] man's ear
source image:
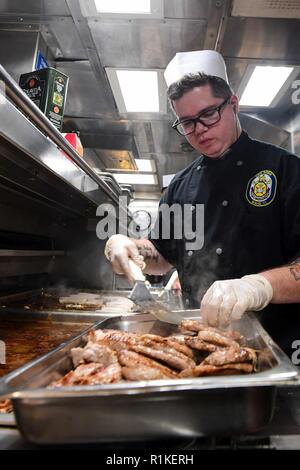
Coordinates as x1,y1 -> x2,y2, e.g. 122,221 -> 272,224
231,96 -> 239,114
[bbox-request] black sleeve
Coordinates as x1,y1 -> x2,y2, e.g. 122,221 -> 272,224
148,190 -> 179,267
280,154 -> 300,262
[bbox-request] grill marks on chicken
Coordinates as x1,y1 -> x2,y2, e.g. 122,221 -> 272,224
50,320 -> 258,387
197,331 -> 239,348
51,342 -> 121,387
118,350 -> 178,380
71,342 -> 118,368
52,362 -> 122,387
180,363 -> 254,377
88,329 -> 137,350
202,346 -> 257,368
179,320 -> 257,376
184,337 -> 218,353
140,334 -> 194,359
181,320 -> 244,343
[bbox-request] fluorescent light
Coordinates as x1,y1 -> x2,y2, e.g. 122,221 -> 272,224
135,160 -> 156,172
116,70 -> 159,112
106,67 -> 166,114
240,66 -> 294,106
112,174 -> 158,185
95,0 -> 150,14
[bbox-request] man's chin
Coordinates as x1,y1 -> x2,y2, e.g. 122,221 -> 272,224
199,144 -> 223,158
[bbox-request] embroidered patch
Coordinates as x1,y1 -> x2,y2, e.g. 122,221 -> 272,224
246,170 -> 277,207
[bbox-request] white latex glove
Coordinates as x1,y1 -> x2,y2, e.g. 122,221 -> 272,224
104,234 -> 145,282
200,274 -> 273,327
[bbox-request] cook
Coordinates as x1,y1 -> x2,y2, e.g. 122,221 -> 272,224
105,50 -> 300,357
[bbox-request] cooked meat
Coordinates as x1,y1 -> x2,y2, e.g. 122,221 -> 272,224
169,334 -> 187,344
51,361 -> 122,387
118,349 -> 177,379
139,334 -> 194,358
184,336 -> 218,352
71,342 -> 118,367
180,320 -> 243,342
131,342 -> 195,371
88,329 -> 137,350
70,346 -> 86,367
122,366 -> 172,381
51,322 -> 259,388
59,293 -> 104,308
0,399 -> 13,413
165,337 -> 194,358
181,319 -> 210,332
197,330 -> 239,348
203,346 -> 257,367
180,362 -> 254,377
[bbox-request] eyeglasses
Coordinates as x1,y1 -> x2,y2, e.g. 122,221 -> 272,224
172,96 -> 231,136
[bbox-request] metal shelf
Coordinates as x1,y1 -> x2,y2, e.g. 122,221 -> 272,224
0,65 -> 126,215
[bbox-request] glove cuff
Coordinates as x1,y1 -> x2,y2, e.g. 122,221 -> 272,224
241,274 -> 273,310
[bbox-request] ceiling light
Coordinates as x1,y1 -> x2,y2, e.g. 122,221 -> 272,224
95,0 -> 151,14
112,174 -> 158,185
80,0 -> 163,18
106,68 -> 166,114
239,66 -> 294,107
135,160 -> 156,172
117,70 -> 159,112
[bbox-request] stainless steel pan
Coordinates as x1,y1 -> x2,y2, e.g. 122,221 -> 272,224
0,311 -> 298,444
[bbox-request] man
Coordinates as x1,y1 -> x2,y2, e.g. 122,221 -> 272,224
105,50 -> 300,355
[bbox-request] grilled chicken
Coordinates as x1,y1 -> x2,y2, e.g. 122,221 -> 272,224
131,337 -> 195,371
88,329 -> 137,350
139,334 -> 194,359
0,399 -> 13,413
184,336 -> 218,352
51,361 -> 122,387
122,366 -> 171,381
180,320 -> 244,343
203,346 -> 257,367
71,342 -> 118,368
197,330 -> 240,348
180,362 -> 254,377
52,323 -> 257,388
118,349 -> 177,380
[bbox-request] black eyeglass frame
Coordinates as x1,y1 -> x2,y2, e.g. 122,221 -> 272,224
172,96 -> 231,136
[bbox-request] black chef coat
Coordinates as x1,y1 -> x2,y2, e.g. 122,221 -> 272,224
150,131 -> 300,356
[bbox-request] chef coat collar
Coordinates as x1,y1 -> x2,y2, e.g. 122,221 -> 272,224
200,130 -> 249,165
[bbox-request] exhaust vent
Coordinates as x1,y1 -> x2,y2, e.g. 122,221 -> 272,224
95,150 -> 138,171
232,0 -> 300,19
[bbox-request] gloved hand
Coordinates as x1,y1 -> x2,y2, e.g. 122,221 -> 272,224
104,234 -> 145,282
200,274 -> 273,327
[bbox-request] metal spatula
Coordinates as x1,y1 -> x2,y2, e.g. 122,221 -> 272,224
128,260 -> 182,325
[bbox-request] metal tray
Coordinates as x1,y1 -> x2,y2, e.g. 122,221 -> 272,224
0,311 -> 298,444
0,310 -> 98,426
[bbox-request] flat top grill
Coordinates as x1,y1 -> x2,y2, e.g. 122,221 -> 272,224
0,288 -> 114,312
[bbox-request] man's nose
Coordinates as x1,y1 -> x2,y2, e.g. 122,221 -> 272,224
194,120 -> 208,134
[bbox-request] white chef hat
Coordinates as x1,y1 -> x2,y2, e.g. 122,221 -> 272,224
162,174 -> 175,190
164,50 -> 228,87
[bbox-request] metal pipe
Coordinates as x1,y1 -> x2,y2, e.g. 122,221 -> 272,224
0,64 -> 121,205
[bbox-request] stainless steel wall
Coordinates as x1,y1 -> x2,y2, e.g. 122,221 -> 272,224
0,30 -> 38,80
